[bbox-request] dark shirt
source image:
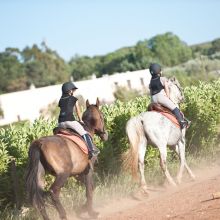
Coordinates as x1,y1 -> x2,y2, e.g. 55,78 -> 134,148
58,95 -> 78,123
149,75 -> 165,95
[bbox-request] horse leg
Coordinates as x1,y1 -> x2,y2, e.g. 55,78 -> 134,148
178,137 -> 195,180
184,161 -> 196,180
84,167 -> 99,218
175,140 -> 185,184
159,146 -> 177,187
175,140 -> 195,184
138,138 -> 148,194
40,207 -> 50,220
50,173 -> 69,220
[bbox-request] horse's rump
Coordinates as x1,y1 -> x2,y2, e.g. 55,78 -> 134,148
148,103 -> 180,128
53,127 -> 88,154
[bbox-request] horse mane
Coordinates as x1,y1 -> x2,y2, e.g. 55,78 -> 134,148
169,76 -> 183,92
168,76 -> 184,104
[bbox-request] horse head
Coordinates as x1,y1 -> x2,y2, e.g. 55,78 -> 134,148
168,77 -> 184,105
82,98 -> 108,141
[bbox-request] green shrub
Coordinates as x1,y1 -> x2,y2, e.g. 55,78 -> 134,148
0,119 -> 56,207
0,80 -> 219,210
96,96 -> 150,174
182,80 -> 220,153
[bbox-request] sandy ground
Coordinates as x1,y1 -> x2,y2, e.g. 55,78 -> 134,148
72,164 -> 220,220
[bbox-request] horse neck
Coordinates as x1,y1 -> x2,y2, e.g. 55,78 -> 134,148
83,122 -> 95,137
169,83 -> 181,106
169,91 -> 179,106
82,108 -> 96,137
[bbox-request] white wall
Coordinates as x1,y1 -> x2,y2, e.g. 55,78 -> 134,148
0,69 -> 151,125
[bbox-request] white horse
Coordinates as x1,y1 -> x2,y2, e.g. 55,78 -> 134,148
124,77 -> 195,193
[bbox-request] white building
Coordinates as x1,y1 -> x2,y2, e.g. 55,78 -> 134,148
0,69 -> 151,125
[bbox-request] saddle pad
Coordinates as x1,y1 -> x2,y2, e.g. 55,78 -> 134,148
154,111 -> 180,128
56,133 -> 88,154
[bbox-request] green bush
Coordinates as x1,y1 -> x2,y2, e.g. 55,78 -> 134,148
0,119 -> 56,207
96,96 -> 150,174
0,80 -> 219,210
182,80 -> 220,153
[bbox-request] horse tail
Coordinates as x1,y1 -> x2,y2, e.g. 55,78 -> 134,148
25,140 -> 45,210
122,114 -> 144,180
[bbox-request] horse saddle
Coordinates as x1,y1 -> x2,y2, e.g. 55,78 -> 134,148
53,127 -> 88,154
147,103 -> 180,128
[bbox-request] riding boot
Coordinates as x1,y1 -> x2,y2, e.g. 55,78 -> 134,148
82,134 -> 100,159
172,107 -> 188,129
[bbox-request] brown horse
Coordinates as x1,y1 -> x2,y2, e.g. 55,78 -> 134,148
25,98 -> 108,220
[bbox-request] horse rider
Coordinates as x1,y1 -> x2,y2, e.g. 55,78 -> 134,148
58,81 -> 100,158
149,63 -> 189,129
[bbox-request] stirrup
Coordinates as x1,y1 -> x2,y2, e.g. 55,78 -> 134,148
184,118 -> 191,129
88,150 -> 100,160
186,120 -> 191,129
180,120 -> 189,129
90,149 -> 100,158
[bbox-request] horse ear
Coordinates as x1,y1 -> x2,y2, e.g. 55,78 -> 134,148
96,98 -> 100,108
169,76 -> 176,82
86,99 -> 90,108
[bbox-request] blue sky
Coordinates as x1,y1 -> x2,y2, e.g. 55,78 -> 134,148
0,0 -> 220,61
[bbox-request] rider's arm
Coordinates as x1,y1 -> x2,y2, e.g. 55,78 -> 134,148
75,101 -> 82,121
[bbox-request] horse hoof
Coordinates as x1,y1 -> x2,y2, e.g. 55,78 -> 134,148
142,190 -> 149,197
131,188 -> 149,200
191,174 -> 196,181
172,183 -> 177,187
88,210 -> 99,218
140,186 -> 149,197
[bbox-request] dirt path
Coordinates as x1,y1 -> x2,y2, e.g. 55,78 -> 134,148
69,165 -> 220,220
92,165 -> 220,220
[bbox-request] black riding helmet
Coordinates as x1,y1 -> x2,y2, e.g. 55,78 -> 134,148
149,63 -> 161,75
62,81 -> 78,94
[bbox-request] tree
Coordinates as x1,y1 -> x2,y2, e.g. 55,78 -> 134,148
22,44 -> 70,87
148,32 -> 192,66
133,40 -> 154,69
211,38 -> 220,53
69,55 -> 99,80
0,49 -> 27,93
96,47 -> 136,76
